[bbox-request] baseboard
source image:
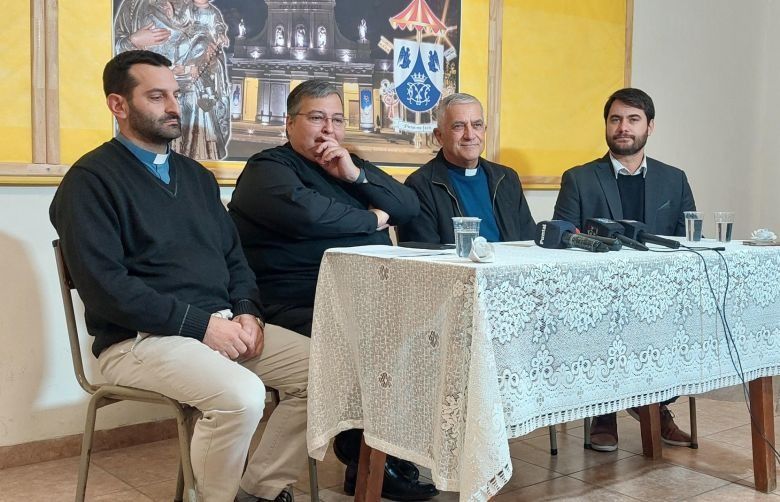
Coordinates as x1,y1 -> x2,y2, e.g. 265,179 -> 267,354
0,399 -> 275,470
0,418 -> 179,470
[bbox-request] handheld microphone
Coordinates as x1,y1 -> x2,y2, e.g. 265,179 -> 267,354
584,218 -> 649,251
581,234 -> 623,251
617,220 -> 681,249
535,220 -> 610,253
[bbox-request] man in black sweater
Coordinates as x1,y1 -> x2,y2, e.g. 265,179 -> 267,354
50,51 -> 309,502
553,88 -> 696,454
229,80 -> 435,501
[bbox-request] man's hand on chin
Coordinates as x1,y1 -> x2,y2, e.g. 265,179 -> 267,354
314,137 -> 360,182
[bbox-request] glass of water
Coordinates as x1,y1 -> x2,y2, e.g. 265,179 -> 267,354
452,217 -> 481,258
683,211 -> 703,241
714,211 -> 735,243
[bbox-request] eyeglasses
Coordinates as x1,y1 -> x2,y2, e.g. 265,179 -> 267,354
293,112 -> 346,128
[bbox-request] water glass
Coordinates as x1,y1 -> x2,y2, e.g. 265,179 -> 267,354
452,217 -> 481,258
714,211 -> 735,243
684,211 -> 703,242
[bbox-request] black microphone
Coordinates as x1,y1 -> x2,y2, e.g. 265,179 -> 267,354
582,234 -> 623,251
535,220 -> 610,253
584,218 -> 649,251
617,220 -> 681,249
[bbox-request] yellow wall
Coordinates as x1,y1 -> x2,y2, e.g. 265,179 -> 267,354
500,0 -> 626,182
0,1 -> 32,162
59,2 -> 114,164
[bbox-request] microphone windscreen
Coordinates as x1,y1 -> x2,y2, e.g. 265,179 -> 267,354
535,220 -> 576,248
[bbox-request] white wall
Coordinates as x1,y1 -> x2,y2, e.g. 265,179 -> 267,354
632,0 -> 779,237
1,0 -> 779,447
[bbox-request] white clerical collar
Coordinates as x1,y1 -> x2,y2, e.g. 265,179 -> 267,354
610,153 -> 647,178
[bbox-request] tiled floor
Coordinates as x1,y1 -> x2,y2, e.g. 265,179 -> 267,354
2,397 -> 780,501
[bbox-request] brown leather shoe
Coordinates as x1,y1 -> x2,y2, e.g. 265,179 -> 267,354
589,412 -> 618,452
660,405 -> 692,446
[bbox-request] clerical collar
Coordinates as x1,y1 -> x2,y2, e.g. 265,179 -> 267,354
443,155 -> 480,177
116,133 -> 170,166
116,133 -> 171,184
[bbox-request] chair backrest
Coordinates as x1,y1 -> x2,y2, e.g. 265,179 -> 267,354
52,239 -> 99,395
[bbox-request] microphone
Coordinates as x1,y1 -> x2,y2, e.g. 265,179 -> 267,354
535,220 -> 610,253
617,220 -> 681,249
584,218 -> 649,251
581,234 -> 623,251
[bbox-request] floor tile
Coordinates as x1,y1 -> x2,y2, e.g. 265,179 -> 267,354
135,479 -> 179,501
499,457 -> 563,493
88,489 -> 154,501
492,475 -> 637,501
661,437 -> 754,482
509,430 -> 635,475
689,482 -> 780,500
91,438 -> 180,487
0,455 -> 132,502
569,455 -> 729,501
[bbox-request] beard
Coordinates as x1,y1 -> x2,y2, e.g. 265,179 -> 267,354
607,130 -> 649,156
128,104 -> 182,145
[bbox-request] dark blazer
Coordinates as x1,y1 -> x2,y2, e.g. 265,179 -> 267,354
553,154 -> 696,236
397,150 -> 536,244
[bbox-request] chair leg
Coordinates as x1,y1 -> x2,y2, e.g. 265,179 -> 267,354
173,405 -> 198,502
308,457 -> 319,501
75,395 -> 101,502
689,396 -> 699,449
174,460 -> 185,502
548,426 -> 558,455
584,417 -> 592,449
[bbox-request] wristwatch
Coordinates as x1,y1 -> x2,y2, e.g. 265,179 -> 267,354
353,168 -> 367,184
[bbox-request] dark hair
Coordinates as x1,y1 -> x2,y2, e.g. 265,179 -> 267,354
603,88 -> 655,121
102,50 -> 172,98
286,80 -> 343,116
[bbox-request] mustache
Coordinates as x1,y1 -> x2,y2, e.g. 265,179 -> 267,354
161,113 -> 181,124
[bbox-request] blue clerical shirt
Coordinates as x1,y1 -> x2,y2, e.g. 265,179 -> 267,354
116,133 -> 171,184
446,162 -> 501,242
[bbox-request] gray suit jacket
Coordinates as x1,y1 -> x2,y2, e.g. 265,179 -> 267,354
553,154 -> 696,236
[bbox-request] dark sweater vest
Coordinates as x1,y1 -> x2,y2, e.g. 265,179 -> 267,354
617,174 -> 645,222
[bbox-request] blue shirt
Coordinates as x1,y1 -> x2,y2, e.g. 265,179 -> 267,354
447,163 -> 501,242
115,133 -> 171,184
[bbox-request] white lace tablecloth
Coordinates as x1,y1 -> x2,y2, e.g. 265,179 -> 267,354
306,241 -> 780,501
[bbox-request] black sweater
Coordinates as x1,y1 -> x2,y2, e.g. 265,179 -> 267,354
228,143 -> 420,307
50,139 -> 263,357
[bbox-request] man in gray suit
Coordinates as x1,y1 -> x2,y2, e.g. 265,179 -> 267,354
553,88 -> 696,452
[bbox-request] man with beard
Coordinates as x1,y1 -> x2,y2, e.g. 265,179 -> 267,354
50,50 -> 310,502
553,87 -> 696,452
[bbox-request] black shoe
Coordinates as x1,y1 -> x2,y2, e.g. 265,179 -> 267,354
395,458 -> 420,481
333,429 -> 418,481
343,459 -> 438,501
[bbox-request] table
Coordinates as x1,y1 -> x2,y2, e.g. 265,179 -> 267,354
306,241 -> 780,501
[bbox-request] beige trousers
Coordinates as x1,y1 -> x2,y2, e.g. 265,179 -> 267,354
98,324 -> 309,502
